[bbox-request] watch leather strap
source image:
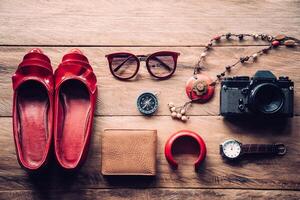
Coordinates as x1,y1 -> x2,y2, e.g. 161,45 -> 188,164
242,144 -> 286,155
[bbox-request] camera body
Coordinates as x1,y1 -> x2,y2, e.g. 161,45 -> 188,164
220,71 -> 294,117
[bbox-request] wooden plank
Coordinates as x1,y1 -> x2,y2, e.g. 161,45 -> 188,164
0,116 -> 299,190
0,188 -> 300,200
0,0 -> 299,45
1,0 -> 299,198
0,46 -> 299,116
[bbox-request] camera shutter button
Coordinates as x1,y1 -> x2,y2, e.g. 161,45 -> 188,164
279,76 -> 289,80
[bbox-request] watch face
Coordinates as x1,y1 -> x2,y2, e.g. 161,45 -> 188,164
221,139 -> 242,159
137,92 -> 158,115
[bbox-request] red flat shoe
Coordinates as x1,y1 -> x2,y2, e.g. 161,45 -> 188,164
12,49 -> 54,171
54,49 -> 97,170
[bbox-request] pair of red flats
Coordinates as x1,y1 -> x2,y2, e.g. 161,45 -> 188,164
12,49 -> 97,171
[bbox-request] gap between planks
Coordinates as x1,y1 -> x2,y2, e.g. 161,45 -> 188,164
0,114 -> 299,117
0,187 -> 300,192
0,44 -> 277,48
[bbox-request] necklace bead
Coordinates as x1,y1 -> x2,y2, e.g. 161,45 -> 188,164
168,102 -> 174,107
225,66 -> 231,71
272,40 -> 280,47
253,34 -> 259,39
267,36 -> 273,42
200,52 -> 207,58
240,56 -> 249,63
252,53 -> 258,59
180,109 -> 186,114
284,40 -> 296,47
171,112 -> 177,118
181,116 -> 188,121
226,33 -> 231,39
213,36 -> 221,41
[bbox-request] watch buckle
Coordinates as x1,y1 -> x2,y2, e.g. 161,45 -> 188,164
275,144 -> 287,155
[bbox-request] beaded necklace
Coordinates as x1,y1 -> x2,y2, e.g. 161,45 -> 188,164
168,33 -> 299,121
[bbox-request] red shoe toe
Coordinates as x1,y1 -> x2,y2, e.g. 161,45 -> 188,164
12,49 -> 54,171
54,50 -> 97,170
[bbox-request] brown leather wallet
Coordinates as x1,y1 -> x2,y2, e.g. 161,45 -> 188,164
101,129 -> 157,176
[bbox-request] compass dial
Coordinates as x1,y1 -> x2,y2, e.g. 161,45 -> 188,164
137,92 -> 158,115
221,139 -> 242,159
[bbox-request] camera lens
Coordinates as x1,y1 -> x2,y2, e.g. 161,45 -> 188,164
250,83 -> 284,114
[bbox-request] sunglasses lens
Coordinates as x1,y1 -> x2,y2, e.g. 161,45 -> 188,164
110,54 -> 138,79
148,54 -> 176,78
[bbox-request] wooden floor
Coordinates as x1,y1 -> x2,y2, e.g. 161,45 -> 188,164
0,0 -> 300,199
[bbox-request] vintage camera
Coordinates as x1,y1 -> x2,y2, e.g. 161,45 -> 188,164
220,70 -> 294,117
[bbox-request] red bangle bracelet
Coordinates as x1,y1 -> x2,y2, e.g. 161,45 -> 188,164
164,130 -> 207,171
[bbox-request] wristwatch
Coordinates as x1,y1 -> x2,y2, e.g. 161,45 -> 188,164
220,139 -> 286,160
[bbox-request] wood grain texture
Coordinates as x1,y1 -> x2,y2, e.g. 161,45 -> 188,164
1,0 -> 300,199
0,116 -> 299,190
0,46 -> 299,116
1,189 -> 300,200
0,0 -> 299,46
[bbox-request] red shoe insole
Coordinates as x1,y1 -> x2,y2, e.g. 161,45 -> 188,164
57,80 -> 90,168
17,81 -> 49,168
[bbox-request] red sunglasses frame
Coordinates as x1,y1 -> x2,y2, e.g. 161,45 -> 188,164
105,51 -> 180,80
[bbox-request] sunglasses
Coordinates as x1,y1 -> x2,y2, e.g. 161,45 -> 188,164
106,51 -> 180,80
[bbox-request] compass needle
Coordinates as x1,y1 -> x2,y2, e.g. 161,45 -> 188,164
137,92 -> 159,115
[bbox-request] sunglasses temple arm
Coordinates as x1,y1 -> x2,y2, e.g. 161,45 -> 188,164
113,55 -> 134,72
152,57 -> 172,71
